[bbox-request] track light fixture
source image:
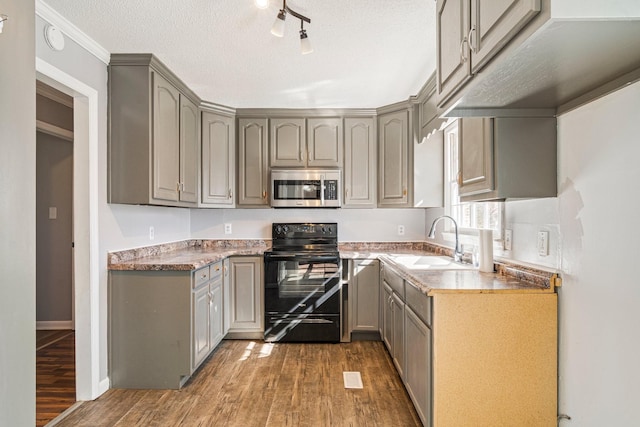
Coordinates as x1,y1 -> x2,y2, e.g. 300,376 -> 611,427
263,0 -> 312,54
0,14 -> 8,34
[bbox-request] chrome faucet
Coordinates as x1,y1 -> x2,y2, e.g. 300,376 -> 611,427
427,215 -> 463,263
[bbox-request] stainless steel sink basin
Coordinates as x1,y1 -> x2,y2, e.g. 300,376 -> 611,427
388,255 -> 475,270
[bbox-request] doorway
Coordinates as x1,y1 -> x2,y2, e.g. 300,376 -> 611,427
35,81 -> 76,425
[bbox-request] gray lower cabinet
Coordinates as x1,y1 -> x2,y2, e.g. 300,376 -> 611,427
201,110 -> 235,207
391,292 -> 406,378
350,259 -> 380,333
458,117 -> 556,201
344,118 -> 376,208
108,54 -> 200,207
381,266 -> 406,380
109,261 -> 223,389
238,118 -> 269,206
378,110 -> 410,207
223,258 -> 231,334
228,257 -> 263,336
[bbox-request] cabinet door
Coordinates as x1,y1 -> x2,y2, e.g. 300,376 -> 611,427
270,118 -> 306,167
351,259 -> 380,332
378,110 -> 409,207
405,306 -> 432,425
202,111 -> 235,206
209,279 -> 224,349
179,95 -> 199,204
470,0 -> 540,73
307,118 -> 343,167
344,118 -> 376,207
382,282 -> 393,352
436,0 -> 472,104
152,72 -> 180,202
222,258 -> 231,334
391,292 -> 405,379
192,284 -> 210,369
229,257 -> 263,332
459,117 -> 494,197
238,118 -> 269,206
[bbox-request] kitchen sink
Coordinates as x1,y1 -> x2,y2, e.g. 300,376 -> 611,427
388,255 -> 476,270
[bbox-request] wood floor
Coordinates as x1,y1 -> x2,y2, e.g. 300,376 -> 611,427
36,330 -> 76,427
55,340 -> 421,427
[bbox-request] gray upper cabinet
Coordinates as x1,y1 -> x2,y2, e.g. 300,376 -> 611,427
436,0 -> 540,106
469,0 -> 541,73
238,118 -> 269,206
436,0 -> 472,106
344,117 -> 376,208
458,116 -> 556,201
179,96 -> 199,204
201,110 -> 235,207
378,110 -> 409,207
270,117 -> 342,168
270,118 -> 306,167
307,118 -> 343,168
108,54 -> 200,207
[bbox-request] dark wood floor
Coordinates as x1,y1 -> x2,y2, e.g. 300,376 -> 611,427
36,330 -> 76,427
55,340 -> 421,427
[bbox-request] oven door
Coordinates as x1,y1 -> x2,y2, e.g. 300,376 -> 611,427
264,253 -> 341,315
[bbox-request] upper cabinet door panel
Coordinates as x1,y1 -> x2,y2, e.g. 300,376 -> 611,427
470,0 -> 541,73
179,96 -> 199,204
436,0 -> 472,103
307,118 -> 343,167
459,117 -> 494,197
153,73 -> 180,202
344,118 -> 376,207
238,118 -> 269,206
270,118 -> 306,167
202,112 -> 234,206
378,111 -> 408,206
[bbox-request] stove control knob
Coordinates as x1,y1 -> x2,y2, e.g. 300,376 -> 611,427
321,227 -> 326,233
326,226 -> 331,233
275,225 -> 282,235
283,225 -> 289,233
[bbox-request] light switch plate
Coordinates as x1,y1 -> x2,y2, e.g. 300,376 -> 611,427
537,231 -> 549,256
48,207 -> 57,220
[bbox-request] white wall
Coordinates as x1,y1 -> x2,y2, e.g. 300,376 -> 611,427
191,208 -> 427,242
556,80 -> 640,425
0,1 -> 36,425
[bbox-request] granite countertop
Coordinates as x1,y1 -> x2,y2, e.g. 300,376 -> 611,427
109,240 -> 558,294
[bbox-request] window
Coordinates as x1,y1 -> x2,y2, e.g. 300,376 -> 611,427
443,120 -> 503,238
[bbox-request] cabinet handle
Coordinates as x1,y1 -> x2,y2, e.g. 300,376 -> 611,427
457,171 -> 462,187
468,27 -> 476,53
403,188 -> 407,196
262,190 -> 267,199
228,188 -> 233,199
345,188 -> 349,199
177,182 -> 181,192
460,37 -> 469,63
201,273 -> 208,280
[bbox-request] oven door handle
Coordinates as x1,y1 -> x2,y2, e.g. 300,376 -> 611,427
320,174 -> 325,206
265,254 -> 340,264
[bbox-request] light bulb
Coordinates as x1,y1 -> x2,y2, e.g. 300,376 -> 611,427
255,0 -> 269,10
0,15 -> 7,34
271,10 -> 286,37
300,29 -> 313,54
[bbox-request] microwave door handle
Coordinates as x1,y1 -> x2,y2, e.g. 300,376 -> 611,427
320,175 -> 325,206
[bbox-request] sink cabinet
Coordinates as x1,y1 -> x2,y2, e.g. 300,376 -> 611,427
458,117 -> 556,201
405,304 -> 431,426
108,54 -> 200,207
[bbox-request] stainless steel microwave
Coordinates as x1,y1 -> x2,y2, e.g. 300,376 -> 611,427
270,169 -> 341,208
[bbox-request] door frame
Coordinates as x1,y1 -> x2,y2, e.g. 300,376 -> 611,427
36,58 -> 103,400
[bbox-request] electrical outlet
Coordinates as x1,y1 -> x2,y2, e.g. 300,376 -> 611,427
537,231 -> 549,256
149,226 -> 155,241
504,229 -> 512,251
224,223 -> 232,235
398,225 -> 405,236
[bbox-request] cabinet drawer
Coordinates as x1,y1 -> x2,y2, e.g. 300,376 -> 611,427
382,264 -> 404,299
193,265 -> 211,288
405,282 -> 431,327
210,261 -> 223,281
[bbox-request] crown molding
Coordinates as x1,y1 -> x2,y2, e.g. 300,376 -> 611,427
235,108 -> 377,118
36,0 -> 110,65
200,101 -> 236,116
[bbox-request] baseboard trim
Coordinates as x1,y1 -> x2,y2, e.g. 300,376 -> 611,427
98,378 -> 110,397
36,320 -> 74,330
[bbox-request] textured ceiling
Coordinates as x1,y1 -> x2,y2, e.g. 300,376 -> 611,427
45,0 -> 436,109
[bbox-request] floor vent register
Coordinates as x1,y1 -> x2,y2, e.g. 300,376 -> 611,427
343,371 -> 364,389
